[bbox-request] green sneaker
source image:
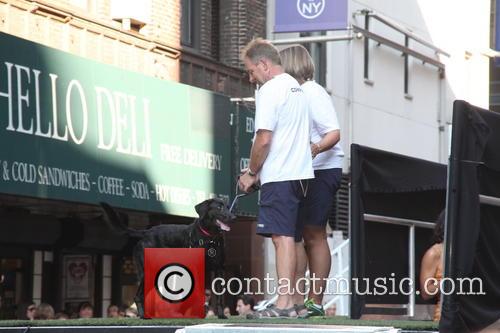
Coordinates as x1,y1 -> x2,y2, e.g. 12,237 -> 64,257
304,298 -> 325,317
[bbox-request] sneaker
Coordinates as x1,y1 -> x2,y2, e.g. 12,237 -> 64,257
304,298 -> 325,317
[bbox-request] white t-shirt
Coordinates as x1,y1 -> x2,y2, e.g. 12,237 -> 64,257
254,73 -> 314,185
302,80 -> 344,170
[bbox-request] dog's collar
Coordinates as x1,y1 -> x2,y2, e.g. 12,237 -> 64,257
188,225 -> 222,249
198,224 -> 212,237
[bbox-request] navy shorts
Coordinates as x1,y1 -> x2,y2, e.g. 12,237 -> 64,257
295,168 -> 342,242
256,179 -> 309,237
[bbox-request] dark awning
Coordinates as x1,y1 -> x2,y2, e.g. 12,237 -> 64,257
350,144 -> 447,319
0,212 -> 61,246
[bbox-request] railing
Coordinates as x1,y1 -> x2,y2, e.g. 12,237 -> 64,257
363,213 -> 434,317
360,10 -> 450,57
480,194 -> 500,207
254,294 -> 278,311
353,9 -> 447,95
323,238 -> 350,315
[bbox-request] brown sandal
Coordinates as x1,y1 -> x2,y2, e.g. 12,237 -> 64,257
294,304 -> 309,318
246,306 -> 298,319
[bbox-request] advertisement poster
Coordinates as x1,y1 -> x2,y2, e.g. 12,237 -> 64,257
65,255 -> 91,299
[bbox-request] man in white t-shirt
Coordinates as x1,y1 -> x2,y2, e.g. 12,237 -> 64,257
238,38 -> 314,318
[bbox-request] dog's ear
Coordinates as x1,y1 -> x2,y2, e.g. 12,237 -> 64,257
195,199 -> 211,218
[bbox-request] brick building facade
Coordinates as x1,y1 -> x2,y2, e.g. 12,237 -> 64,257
0,0 -> 265,95
0,0 -> 266,318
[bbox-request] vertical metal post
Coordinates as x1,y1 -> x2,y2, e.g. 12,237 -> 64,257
363,14 -> 370,79
338,246 -> 344,314
349,145 -> 362,319
404,36 -> 409,94
408,225 -> 415,317
233,102 -> 240,200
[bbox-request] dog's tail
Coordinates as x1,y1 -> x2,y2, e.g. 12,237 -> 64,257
99,202 -> 145,238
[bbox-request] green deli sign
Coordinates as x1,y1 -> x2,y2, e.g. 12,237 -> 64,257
0,32 -> 232,217
231,103 -> 258,216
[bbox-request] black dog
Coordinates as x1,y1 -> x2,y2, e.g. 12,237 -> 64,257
100,198 -> 235,318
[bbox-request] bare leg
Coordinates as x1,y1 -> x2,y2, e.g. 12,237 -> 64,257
292,241 -> 308,306
272,235 -> 296,309
303,226 -> 331,305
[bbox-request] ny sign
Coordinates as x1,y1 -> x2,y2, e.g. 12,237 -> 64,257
275,0 -> 348,33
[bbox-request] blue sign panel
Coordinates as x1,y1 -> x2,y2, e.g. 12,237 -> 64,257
274,0 -> 348,33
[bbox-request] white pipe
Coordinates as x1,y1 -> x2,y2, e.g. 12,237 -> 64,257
271,34 -> 353,45
408,225 -> 415,317
480,194 -> 500,207
364,213 -> 435,229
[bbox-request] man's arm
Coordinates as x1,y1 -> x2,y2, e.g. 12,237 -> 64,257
249,130 -> 273,173
238,130 -> 272,192
311,129 -> 340,158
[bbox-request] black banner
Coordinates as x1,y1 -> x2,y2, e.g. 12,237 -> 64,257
440,100 -> 500,332
350,144 -> 447,319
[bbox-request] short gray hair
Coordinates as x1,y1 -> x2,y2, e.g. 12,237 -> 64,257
241,38 -> 281,65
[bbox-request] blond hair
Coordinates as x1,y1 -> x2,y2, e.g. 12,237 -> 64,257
34,303 -> 55,320
279,45 -> 315,82
240,38 -> 281,65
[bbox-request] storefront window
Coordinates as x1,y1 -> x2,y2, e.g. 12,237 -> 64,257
0,258 -> 24,319
120,257 -> 137,307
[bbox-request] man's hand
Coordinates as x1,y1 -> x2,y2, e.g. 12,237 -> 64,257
238,171 -> 258,193
311,142 -> 321,159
